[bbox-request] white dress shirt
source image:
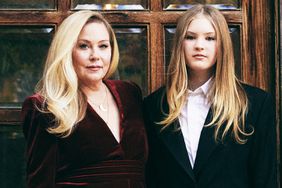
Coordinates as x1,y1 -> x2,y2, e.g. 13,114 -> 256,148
178,78 -> 213,168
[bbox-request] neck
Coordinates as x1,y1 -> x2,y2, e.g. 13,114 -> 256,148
188,71 -> 213,91
80,81 -> 105,98
83,81 -> 109,112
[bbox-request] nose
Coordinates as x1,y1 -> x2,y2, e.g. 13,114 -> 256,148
89,48 -> 100,61
194,39 -> 204,50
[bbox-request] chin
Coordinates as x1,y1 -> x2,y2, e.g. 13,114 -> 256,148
85,75 -> 104,83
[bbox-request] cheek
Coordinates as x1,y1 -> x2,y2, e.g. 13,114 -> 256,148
183,41 -> 193,53
208,43 -> 217,56
210,46 -> 217,65
101,50 -> 112,63
212,44 -> 217,58
72,50 -> 81,63
184,47 -> 192,61
72,52 -> 86,75
73,51 -> 88,65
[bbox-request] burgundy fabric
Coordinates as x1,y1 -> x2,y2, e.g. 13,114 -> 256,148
56,160 -> 144,187
21,80 -> 148,188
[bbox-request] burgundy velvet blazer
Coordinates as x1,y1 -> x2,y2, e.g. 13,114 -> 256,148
21,80 -> 148,188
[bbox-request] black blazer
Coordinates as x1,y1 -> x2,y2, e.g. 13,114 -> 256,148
143,84 -> 277,188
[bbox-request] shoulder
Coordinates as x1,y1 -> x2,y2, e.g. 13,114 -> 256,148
21,94 -> 53,137
144,86 -> 166,104
22,94 -> 44,112
143,86 -> 167,117
242,83 -> 269,100
241,83 -> 275,120
105,79 -> 141,92
241,83 -> 273,107
105,80 -> 143,102
21,94 -> 52,126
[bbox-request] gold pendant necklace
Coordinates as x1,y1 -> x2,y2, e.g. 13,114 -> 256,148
99,104 -> 107,112
89,85 -> 108,112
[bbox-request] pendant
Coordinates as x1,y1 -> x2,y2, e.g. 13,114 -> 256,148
99,104 -> 107,112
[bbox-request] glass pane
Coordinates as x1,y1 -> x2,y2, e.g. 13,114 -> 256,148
164,0 -> 240,10
0,0 -> 55,10
165,25 -> 241,78
72,0 -> 148,10
164,27 -> 176,68
230,27 -> 241,78
112,27 -> 148,95
0,125 -> 26,188
0,26 -> 54,108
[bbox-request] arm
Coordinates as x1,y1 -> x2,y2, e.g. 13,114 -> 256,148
21,96 -> 58,188
143,96 -> 157,188
249,93 -> 278,188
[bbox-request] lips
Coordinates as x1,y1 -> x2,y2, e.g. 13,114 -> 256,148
86,64 -> 102,71
193,54 -> 206,59
193,54 -> 206,57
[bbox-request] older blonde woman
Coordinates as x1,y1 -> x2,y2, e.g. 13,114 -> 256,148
22,11 -> 147,188
144,4 -> 277,188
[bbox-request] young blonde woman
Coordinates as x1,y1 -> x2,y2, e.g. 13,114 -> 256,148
21,11 -> 147,188
144,4 -> 277,188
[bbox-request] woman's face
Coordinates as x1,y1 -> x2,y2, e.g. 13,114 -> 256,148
72,21 -> 111,86
183,16 -> 217,77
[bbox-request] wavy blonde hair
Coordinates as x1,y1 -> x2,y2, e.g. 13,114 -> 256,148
36,11 -> 119,137
160,4 -> 252,144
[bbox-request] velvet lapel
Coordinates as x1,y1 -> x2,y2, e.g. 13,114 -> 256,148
193,109 -> 221,175
103,80 -> 125,142
157,95 -> 196,182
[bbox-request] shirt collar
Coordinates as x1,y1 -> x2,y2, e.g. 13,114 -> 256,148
188,77 -> 214,96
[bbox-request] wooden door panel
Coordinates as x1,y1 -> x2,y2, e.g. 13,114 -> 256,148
0,0 -> 279,186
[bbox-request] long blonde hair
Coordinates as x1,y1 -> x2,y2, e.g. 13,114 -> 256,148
160,4 -> 251,144
36,11 -> 119,137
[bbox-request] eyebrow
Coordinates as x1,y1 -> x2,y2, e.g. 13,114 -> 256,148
186,31 -> 215,35
77,39 -> 110,43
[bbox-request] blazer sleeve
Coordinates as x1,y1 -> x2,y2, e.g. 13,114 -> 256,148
143,96 -> 157,188
248,93 -> 277,188
21,96 -> 58,188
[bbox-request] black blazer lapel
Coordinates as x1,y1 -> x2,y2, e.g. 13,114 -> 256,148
193,109 -> 222,175
157,121 -> 196,182
156,94 -> 196,182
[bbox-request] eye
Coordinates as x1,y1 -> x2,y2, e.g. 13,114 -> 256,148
78,43 -> 89,49
99,44 -> 109,49
185,35 -> 195,40
206,36 -> 216,41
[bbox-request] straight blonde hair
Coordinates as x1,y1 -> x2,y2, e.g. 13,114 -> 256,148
36,11 -> 119,137
160,4 -> 252,144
